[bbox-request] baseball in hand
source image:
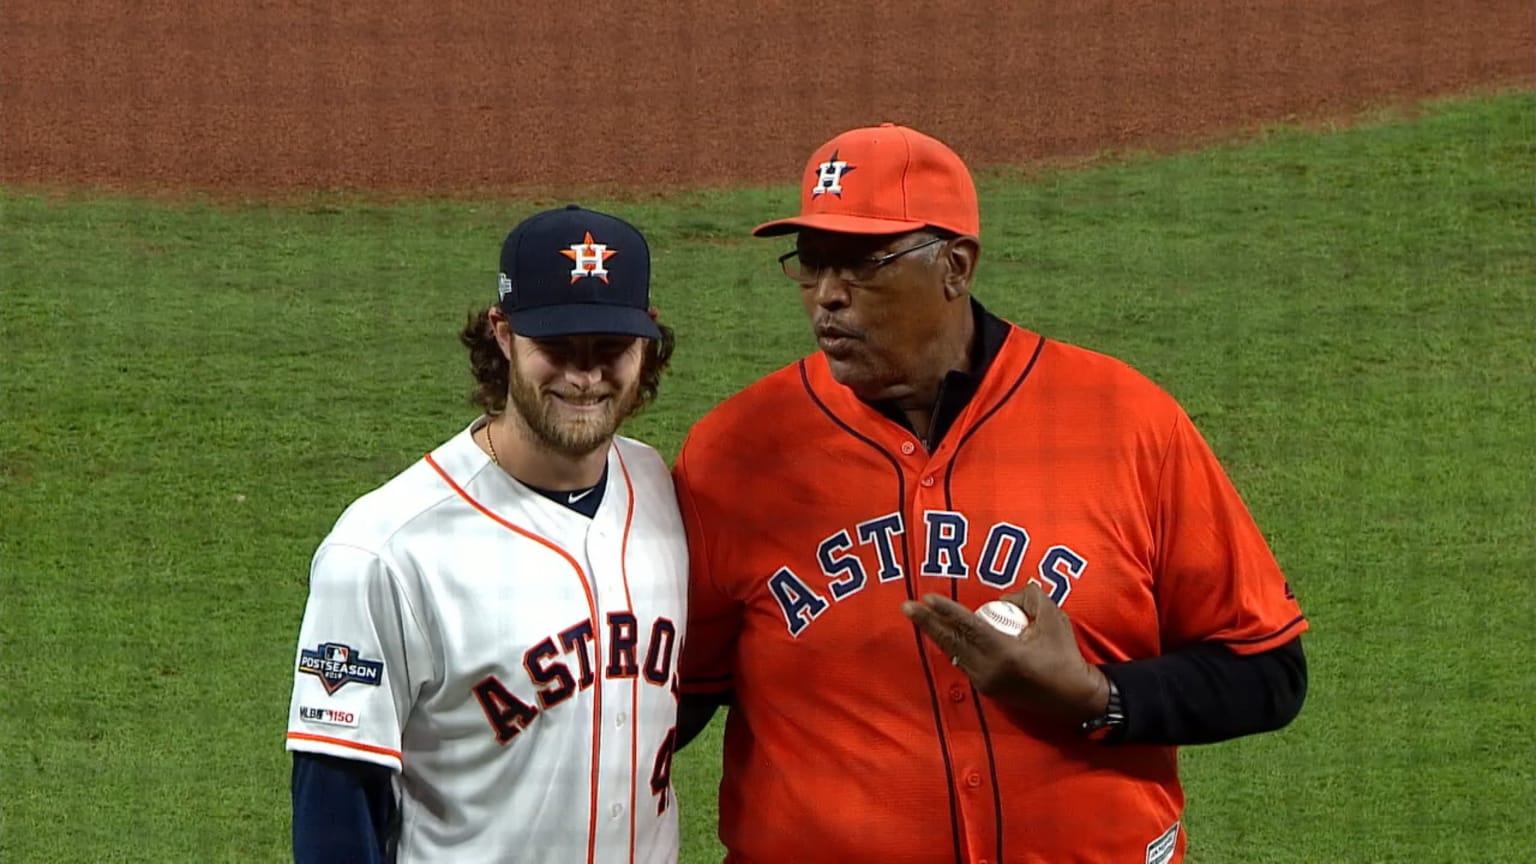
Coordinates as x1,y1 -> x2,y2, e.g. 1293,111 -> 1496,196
975,600 -> 1028,638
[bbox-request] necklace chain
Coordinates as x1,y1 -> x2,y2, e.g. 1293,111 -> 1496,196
485,420 -> 500,468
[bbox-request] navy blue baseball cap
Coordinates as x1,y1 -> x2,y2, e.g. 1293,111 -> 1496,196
496,204 -> 661,340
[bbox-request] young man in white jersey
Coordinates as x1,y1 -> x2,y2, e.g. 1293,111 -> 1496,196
286,204 -> 689,864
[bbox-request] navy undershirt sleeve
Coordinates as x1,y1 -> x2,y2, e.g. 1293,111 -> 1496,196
1100,636 -> 1308,745
292,752 -> 397,864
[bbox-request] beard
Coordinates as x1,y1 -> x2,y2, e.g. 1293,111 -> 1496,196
505,361 -> 641,459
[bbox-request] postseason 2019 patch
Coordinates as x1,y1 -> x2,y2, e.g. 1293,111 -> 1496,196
297,642 -> 384,695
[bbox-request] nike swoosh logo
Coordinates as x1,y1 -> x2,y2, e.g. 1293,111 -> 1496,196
568,488 -> 594,504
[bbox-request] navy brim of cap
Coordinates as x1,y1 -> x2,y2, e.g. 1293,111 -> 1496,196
508,303 -> 662,340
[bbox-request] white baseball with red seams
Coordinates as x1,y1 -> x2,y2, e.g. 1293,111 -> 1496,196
976,600 -> 1028,637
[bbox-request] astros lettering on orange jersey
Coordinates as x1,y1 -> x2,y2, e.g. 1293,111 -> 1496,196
675,325 -> 1307,864
768,509 -> 1093,637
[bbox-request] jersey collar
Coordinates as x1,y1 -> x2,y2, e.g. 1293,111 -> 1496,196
865,297 -> 1012,449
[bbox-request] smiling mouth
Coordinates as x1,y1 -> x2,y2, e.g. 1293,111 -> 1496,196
552,393 -> 609,410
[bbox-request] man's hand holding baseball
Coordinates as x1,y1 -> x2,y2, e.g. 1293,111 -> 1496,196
901,583 -> 1110,726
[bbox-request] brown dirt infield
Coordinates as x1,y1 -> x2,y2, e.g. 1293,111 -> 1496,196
2,0 -> 1530,199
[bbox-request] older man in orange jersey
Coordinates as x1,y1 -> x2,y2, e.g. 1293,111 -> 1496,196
671,123 -> 1308,864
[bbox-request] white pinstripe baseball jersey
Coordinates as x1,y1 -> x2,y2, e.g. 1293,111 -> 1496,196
285,417 -> 688,863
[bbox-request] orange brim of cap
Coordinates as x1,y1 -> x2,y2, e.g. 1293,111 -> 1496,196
751,212 -> 929,238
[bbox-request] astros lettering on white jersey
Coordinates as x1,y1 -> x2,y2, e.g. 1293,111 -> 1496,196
285,418 -> 688,864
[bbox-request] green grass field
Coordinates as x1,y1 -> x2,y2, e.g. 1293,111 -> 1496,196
3,90 -> 1532,862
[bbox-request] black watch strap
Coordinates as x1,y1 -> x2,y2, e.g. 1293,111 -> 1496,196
1081,679 -> 1125,741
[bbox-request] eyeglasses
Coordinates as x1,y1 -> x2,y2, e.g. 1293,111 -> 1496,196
778,236 -> 946,285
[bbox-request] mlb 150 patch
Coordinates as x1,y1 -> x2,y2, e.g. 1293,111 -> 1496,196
297,642 -> 384,695
299,705 -> 360,728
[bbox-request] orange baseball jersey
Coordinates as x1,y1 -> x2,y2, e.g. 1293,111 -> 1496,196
674,325 -> 1306,864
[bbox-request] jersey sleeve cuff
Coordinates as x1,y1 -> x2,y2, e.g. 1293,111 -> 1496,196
286,731 -> 403,773
1217,615 -> 1309,655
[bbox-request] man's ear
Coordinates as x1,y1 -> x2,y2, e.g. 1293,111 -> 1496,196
488,306 -> 515,361
942,236 -> 980,301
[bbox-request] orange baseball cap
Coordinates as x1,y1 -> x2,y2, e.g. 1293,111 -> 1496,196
752,123 -> 979,238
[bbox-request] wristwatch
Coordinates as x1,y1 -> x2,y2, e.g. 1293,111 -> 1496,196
1080,678 -> 1125,741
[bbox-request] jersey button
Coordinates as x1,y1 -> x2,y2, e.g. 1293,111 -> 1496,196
610,803 -> 624,818
966,772 -> 982,788
921,475 -> 936,488
615,712 -> 627,727
949,684 -> 965,703
900,441 -> 915,455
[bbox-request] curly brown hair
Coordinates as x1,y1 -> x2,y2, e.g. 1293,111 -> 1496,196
459,306 -> 676,416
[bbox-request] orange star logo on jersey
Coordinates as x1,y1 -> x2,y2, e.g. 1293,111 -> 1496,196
560,232 -> 618,284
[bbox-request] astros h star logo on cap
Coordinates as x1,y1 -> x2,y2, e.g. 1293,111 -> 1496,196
751,123 -> 980,238
560,231 -> 618,284
811,149 -> 855,198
